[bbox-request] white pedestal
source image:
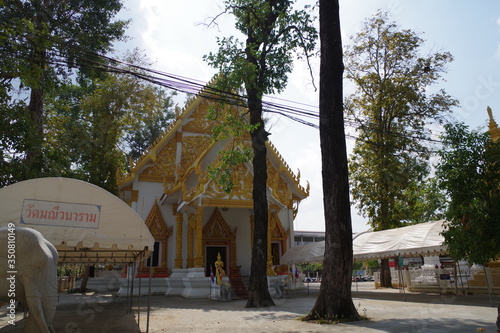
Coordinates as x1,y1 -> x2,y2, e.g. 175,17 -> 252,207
166,269 -> 188,296
87,277 -> 121,292
116,277 -> 168,296
181,268 -> 211,298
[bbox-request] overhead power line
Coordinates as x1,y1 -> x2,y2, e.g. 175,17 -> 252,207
0,25 -> 447,146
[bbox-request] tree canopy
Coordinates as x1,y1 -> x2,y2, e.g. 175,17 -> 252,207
0,0 -> 128,183
436,122 -> 500,264
43,51 -> 176,193
344,10 -> 457,288
345,10 -> 457,232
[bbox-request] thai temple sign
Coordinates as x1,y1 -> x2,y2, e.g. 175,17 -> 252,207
21,199 -> 101,229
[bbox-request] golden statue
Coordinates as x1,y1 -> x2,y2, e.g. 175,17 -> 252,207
215,252 -> 225,285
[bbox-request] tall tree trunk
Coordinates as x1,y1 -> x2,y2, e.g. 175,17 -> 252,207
25,85 -> 45,179
304,0 -> 359,321
80,265 -> 91,294
24,9 -> 47,180
379,258 -> 392,288
378,175 -> 393,287
245,89 -> 274,308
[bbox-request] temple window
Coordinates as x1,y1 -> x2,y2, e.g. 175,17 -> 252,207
271,242 -> 281,265
146,241 -> 161,267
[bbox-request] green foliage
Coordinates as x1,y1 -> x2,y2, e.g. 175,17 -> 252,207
353,259 -> 380,272
0,0 -> 127,183
207,148 -> 253,193
436,122 -> 500,264
297,262 -> 323,274
204,0 -> 317,97
346,10 -> 456,231
0,82 -> 31,186
203,0 -> 317,193
206,103 -> 257,193
123,90 -> 176,160
42,50 -> 175,193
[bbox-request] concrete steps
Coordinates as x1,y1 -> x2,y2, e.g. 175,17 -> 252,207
229,275 -> 249,299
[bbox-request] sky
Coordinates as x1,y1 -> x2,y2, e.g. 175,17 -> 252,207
115,0 -> 500,233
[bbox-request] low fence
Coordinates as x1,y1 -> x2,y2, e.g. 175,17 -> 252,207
374,264 -> 500,295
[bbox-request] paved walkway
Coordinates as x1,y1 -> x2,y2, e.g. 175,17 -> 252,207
1,283 -> 498,333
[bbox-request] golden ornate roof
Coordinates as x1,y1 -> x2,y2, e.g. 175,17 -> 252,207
487,106 -> 499,142
117,80 -> 310,207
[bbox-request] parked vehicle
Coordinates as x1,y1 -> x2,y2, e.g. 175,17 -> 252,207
352,275 -> 374,282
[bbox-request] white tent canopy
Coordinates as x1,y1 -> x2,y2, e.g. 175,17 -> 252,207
353,220 -> 448,260
280,240 -> 326,265
0,177 -> 154,263
281,221 -> 448,265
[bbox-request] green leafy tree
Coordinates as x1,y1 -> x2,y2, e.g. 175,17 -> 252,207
204,0 -> 317,307
206,102 -> 256,193
0,82 -> 30,186
436,122 -> 500,264
345,10 -> 457,287
303,0 -> 359,322
123,90 -> 177,160
0,0 -> 127,181
298,262 -> 323,279
44,51 -> 174,193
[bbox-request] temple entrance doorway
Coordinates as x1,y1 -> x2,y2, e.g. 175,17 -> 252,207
205,245 -> 227,277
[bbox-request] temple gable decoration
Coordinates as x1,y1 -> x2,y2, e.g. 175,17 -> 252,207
202,208 -> 236,240
144,202 -> 173,273
117,82 -> 310,211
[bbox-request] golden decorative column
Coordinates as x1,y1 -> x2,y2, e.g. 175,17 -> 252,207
173,205 -> 183,269
194,206 -> 204,268
187,213 -> 195,268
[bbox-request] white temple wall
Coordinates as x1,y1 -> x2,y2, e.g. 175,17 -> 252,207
161,202 -> 177,271
227,208 -> 253,276
134,181 -> 163,220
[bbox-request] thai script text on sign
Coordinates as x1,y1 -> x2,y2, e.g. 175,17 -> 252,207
21,199 -> 101,229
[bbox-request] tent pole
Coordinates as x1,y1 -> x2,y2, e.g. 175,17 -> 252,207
128,261 -> 135,314
126,262 -> 131,314
57,262 -> 61,303
456,261 -> 465,295
435,265 -> 442,295
398,267 -> 406,302
137,254 -> 143,329
484,265 -> 494,307
146,263 -> 152,333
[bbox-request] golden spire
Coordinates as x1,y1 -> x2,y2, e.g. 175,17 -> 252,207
487,106 -> 500,142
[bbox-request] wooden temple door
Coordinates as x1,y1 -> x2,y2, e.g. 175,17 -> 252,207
202,208 -> 238,278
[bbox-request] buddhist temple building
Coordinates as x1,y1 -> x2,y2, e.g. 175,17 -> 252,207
117,84 -> 309,298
